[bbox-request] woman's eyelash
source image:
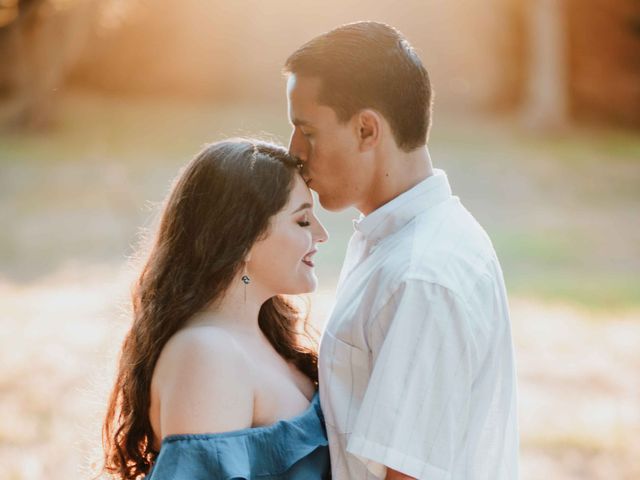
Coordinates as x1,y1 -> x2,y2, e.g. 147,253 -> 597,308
298,220 -> 311,227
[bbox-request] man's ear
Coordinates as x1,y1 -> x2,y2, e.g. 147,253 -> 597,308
356,109 -> 382,151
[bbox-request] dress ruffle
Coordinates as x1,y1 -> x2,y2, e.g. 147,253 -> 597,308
147,393 -> 329,479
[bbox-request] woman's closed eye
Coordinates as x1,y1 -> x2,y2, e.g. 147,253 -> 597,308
298,220 -> 311,227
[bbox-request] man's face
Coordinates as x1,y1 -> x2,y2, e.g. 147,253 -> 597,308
287,74 -> 368,212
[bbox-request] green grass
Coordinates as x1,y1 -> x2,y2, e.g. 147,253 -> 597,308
491,229 -> 640,310
505,271 -> 640,311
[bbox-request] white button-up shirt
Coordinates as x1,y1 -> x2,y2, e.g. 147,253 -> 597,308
319,170 -> 519,480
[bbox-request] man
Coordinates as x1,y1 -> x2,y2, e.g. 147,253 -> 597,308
285,22 -> 519,480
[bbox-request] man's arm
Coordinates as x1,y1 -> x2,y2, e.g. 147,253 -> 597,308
385,467 -> 417,480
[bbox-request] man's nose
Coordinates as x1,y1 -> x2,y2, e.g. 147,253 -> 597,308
288,129 -> 307,161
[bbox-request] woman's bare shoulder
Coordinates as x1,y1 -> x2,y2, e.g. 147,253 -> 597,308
153,325 -> 254,438
158,324 -> 248,369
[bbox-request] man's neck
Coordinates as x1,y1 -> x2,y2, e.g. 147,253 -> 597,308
358,146 -> 434,216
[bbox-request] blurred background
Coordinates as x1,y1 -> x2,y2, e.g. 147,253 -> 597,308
0,0 -> 639,478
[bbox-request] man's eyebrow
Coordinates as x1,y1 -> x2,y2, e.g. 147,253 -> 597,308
291,118 -> 312,127
292,202 -> 313,214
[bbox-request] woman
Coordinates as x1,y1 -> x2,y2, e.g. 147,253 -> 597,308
102,139 -> 330,479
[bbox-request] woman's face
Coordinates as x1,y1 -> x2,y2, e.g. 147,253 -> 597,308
248,174 -> 328,296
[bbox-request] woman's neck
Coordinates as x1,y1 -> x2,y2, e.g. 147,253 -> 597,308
191,278 -> 269,335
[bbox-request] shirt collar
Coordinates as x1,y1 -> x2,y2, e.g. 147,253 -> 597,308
353,169 -> 452,244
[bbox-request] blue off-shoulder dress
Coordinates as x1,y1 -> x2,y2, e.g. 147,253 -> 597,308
146,392 -> 330,479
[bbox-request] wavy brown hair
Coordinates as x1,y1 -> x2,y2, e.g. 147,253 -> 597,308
102,139 -> 318,479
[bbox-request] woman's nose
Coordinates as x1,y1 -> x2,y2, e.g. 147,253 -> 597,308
314,221 -> 329,244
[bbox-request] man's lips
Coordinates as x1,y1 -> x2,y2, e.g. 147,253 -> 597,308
301,170 -> 312,186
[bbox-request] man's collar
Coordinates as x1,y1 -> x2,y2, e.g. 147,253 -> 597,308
353,169 -> 452,244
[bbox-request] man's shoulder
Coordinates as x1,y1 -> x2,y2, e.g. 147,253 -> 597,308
402,199 -> 500,292
414,196 -> 492,247
354,199 -> 503,314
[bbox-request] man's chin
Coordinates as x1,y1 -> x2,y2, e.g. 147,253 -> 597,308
317,193 -> 351,212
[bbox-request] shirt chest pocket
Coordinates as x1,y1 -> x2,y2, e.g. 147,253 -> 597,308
320,332 -> 371,433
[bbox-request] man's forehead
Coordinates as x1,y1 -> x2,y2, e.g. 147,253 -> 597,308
288,77 -> 341,127
287,74 -> 322,103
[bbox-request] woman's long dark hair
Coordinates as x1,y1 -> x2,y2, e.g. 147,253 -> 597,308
102,139 -> 318,479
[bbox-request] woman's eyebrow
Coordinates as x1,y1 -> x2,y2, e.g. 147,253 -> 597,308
292,202 -> 313,214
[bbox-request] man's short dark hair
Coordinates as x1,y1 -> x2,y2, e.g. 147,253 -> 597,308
284,21 -> 432,151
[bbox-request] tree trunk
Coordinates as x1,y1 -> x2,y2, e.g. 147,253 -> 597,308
521,0 -> 570,130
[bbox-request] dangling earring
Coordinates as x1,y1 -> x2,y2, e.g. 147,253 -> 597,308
241,264 -> 250,303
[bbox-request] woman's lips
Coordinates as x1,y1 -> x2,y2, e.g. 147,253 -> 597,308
302,249 -> 317,267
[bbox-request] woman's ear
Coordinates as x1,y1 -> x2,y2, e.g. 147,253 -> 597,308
357,109 -> 381,152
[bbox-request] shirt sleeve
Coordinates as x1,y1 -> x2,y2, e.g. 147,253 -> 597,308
346,279 -> 477,480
